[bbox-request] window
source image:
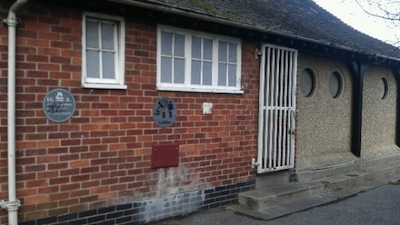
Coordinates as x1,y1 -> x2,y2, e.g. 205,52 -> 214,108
82,12 -> 126,89
379,77 -> 389,100
157,25 -> 242,93
300,68 -> 316,97
328,71 -> 343,98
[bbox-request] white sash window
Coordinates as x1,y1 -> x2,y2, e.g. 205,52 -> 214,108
82,12 -> 126,89
157,25 -> 242,94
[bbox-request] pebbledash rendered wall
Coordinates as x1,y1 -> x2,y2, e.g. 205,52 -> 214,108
362,66 -> 399,159
296,52 -> 354,170
296,52 -> 400,170
0,1 -> 259,224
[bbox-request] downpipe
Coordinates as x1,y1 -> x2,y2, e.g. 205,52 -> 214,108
1,0 -> 28,225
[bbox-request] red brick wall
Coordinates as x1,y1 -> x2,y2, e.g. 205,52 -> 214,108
0,1 -> 259,223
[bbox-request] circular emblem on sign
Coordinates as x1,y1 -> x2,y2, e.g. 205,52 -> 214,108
43,88 -> 76,123
152,97 -> 177,128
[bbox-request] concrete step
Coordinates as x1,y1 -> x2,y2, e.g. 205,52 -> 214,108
231,195 -> 337,221
360,154 -> 400,169
296,154 -> 400,183
238,181 -> 324,210
232,155 -> 400,221
296,161 -> 359,182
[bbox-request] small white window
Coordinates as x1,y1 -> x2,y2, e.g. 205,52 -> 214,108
157,25 -> 243,93
82,12 -> 126,89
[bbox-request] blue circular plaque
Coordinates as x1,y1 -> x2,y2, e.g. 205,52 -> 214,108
152,97 -> 177,128
43,88 -> 76,123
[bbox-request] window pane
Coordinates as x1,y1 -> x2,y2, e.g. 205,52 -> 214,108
300,69 -> 315,97
87,50 -> 100,78
219,41 -> 227,61
218,63 -> 227,86
161,57 -> 172,83
192,37 -> 201,59
229,43 -> 237,63
228,65 -> 237,86
204,39 -> 213,60
174,58 -> 185,84
204,62 -> 212,85
161,31 -> 173,55
86,21 -> 99,48
102,23 -> 115,50
328,72 -> 342,98
380,77 -> 389,100
175,34 -> 185,57
191,60 -> 201,85
102,52 -> 115,79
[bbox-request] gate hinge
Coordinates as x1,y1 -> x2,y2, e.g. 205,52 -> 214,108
254,48 -> 262,60
0,199 -> 21,211
251,158 -> 260,169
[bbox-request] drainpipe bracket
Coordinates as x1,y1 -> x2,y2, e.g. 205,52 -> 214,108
2,17 -> 21,27
0,199 -> 21,211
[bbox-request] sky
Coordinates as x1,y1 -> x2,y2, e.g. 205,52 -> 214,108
313,0 -> 399,46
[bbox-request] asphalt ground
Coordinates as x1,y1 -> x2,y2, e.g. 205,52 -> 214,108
149,182 -> 400,225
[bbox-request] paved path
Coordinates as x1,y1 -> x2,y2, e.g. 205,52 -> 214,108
149,183 -> 400,225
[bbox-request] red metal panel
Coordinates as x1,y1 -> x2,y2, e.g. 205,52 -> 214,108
151,144 -> 179,169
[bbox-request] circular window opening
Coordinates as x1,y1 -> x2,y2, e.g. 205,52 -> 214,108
300,69 -> 316,97
328,72 -> 343,98
379,77 -> 389,100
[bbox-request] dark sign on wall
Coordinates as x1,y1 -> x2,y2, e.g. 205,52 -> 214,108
152,97 -> 177,128
43,88 -> 76,123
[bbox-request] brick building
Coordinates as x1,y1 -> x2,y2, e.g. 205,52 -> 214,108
1,0 -> 400,224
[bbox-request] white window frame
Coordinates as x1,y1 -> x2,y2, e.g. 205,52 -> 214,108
82,12 -> 126,89
157,25 -> 243,94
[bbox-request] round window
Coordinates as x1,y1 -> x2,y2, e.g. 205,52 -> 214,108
300,69 -> 316,97
379,77 -> 389,100
328,72 -> 343,98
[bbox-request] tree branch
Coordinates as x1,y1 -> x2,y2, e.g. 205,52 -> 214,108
354,0 -> 400,21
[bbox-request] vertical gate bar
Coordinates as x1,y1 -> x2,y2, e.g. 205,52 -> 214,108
268,48 -> 276,169
285,51 -> 291,166
273,48 -> 280,169
282,50 -> 288,166
290,51 -> 297,166
290,51 -> 295,165
264,46 -> 271,171
282,50 -> 287,166
289,51 -> 293,166
287,51 -> 294,166
263,48 -> 271,170
277,49 -> 284,167
257,45 -> 266,173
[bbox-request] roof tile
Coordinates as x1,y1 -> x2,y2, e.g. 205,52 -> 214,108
124,0 -> 400,59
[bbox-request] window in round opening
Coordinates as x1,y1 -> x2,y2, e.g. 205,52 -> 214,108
328,72 -> 343,98
300,69 -> 316,97
379,77 -> 389,100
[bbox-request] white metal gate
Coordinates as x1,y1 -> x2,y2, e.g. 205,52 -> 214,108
256,44 -> 297,173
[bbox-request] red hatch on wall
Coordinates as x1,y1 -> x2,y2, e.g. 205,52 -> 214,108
151,144 -> 179,169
